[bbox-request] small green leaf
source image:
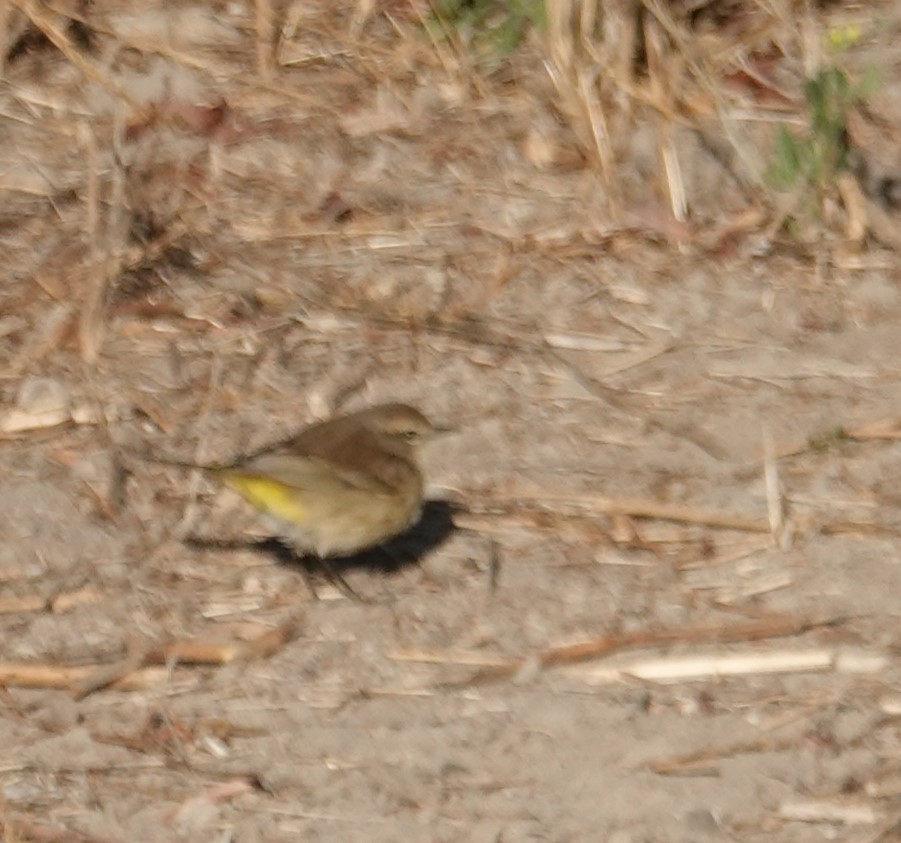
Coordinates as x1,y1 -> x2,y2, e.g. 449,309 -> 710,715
425,0 -> 544,57
855,66 -> 880,100
768,127 -> 803,188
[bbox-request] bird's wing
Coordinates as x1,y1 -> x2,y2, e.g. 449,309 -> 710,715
283,423 -> 418,492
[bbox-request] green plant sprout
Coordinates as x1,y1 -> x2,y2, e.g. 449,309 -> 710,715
428,0 -> 546,58
767,27 -> 877,204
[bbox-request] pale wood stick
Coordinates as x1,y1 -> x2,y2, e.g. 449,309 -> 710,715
0,616 -> 303,695
433,614 -> 847,689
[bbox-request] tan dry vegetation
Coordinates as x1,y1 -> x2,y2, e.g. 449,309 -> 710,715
2,1 -> 901,841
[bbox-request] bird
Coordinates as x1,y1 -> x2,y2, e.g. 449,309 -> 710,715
214,402 -> 441,560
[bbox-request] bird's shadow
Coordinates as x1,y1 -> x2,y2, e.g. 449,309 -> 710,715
184,499 -> 458,579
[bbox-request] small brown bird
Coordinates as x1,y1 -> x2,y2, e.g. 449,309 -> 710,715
211,403 -> 440,560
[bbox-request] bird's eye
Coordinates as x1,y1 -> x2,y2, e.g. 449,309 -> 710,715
401,429 -> 418,440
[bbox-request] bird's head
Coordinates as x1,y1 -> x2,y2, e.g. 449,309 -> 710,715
363,403 -> 449,446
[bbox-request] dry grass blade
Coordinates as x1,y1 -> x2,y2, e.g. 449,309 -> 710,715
166,778 -> 257,825
762,422 -> 786,543
70,636 -> 149,700
0,662 -> 168,691
648,733 -> 809,776
778,799 -> 878,826
0,617 -> 302,696
0,594 -> 47,613
470,493 -> 773,533
565,646 -> 887,685
144,614 -> 303,665
431,614 -> 847,689
545,0 -> 620,187
255,0 -> 275,78
0,816 -> 124,843
9,0 -> 144,113
77,121 -> 105,363
837,171 -> 868,244
847,418 -> 901,441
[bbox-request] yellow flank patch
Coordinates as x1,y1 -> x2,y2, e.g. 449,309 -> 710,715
223,473 -> 308,524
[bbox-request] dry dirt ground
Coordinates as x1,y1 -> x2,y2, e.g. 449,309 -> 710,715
2,2 -> 901,841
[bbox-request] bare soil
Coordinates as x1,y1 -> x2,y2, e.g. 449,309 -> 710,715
2,2 -> 901,841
